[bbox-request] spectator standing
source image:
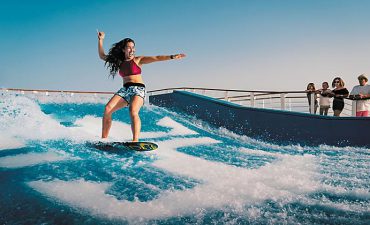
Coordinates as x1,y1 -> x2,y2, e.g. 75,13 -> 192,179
349,74 -> 370,117
331,77 -> 349,117
306,83 -> 318,114
318,82 -> 332,115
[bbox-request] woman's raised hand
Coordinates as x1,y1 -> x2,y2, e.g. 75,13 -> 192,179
98,31 -> 105,40
173,53 -> 186,59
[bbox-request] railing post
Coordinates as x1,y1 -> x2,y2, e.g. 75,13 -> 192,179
250,92 -> 255,107
352,100 -> 357,117
280,93 -> 286,110
310,92 -> 315,114
224,91 -> 229,101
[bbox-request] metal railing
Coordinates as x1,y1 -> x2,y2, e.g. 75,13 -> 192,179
1,87 -> 364,117
2,88 -> 114,95
148,87 -> 361,117
1,88 -> 114,104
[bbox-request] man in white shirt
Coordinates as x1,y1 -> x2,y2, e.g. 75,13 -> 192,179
350,74 -> 370,117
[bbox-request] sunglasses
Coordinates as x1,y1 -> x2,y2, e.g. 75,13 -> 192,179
334,81 -> 340,83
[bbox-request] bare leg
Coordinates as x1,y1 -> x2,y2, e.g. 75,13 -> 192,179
319,107 -> 324,115
102,95 -> 128,138
333,110 -> 342,117
324,108 -> 329,116
129,96 -> 144,142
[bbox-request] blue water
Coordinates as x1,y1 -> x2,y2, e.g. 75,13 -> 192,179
0,92 -> 369,224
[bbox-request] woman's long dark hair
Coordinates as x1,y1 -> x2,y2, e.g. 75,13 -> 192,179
105,38 -> 135,78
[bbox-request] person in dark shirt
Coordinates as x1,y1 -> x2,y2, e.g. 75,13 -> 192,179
331,77 -> 349,116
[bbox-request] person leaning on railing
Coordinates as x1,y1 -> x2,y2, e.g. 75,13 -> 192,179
305,83 -> 318,114
331,77 -> 349,117
349,74 -> 370,117
317,81 -> 333,116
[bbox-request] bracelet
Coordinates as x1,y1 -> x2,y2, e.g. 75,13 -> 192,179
170,55 -> 174,59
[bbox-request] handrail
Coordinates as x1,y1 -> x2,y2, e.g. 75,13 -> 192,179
2,88 -> 114,95
147,87 -> 307,94
0,87 -> 313,100
147,87 -> 370,100
3,87 -> 366,117
146,87 -> 365,117
5,87 -> 367,99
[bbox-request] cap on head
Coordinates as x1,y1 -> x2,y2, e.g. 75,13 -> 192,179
358,74 -> 368,82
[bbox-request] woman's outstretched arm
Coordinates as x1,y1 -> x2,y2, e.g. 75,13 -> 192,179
138,53 -> 186,65
97,31 -> 107,61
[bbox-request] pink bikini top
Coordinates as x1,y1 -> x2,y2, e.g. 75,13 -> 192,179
119,59 -> 142,77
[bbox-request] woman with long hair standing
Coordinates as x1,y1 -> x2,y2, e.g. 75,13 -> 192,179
331,77 -> 349,117
98,31 -> 185,141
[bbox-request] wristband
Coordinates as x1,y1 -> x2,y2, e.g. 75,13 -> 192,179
170,55 -> 174,59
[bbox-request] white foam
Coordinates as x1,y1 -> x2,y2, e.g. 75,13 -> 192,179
0,95 -> 70,141
0,95 -> 119,143
157,117 -> 198,136
137,116 -> 198,139
0,94 -> 205,145
152,139 -> 320,209
239,147 -> 281,157
0,151 -> 72,168
28,179 -> 112,209
319,184 -> 370,201
0,135 -> 25,150
299,192 -> 370,214
1,91 -> 110,104
28,137 -> 321,220
70,115 -> 131,142
70,115 -> 134,142
69,115 -> 197,141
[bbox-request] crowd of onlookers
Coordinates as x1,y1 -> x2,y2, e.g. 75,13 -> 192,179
305,74 -> 370,117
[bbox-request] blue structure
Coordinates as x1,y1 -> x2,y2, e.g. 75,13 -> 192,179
149,90 -> 370,148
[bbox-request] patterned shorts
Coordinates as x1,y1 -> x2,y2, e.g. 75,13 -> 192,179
115,83 -> 146,104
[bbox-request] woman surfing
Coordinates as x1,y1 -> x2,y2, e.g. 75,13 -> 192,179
97,31 -> 186,142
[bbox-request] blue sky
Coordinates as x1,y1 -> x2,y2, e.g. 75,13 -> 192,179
1,0 -> 370,92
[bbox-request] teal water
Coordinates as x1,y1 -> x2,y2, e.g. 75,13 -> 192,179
0,92 -> 369,224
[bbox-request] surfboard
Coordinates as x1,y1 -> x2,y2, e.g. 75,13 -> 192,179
89,141 -> 158,151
